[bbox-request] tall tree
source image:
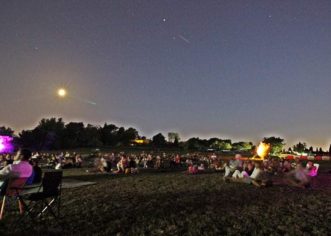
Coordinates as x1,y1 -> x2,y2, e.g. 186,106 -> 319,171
36,118 -> 65,150
232,141 -> 253,151
152,133 -> 166,147
308,146 -> 314,153
168,132 -> 180,143
122,127 -> 139,145
210,139 -> 232,150
185,137 -> 208,150
263,137 -> 285,155
17,130 -> 35,149
62,122 -> 85,148
99,123 -> 118,146
83,124 -> 102,147
17,118 -> 65,150
293,142 -> 307,153
0,126 -> 14,137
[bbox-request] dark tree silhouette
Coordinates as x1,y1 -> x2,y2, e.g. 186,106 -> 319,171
62,122 -> 85,148
293,142 -> 306,153
99,123 -> 118,146
0,126 -> 14,137
152,133 -> 166,147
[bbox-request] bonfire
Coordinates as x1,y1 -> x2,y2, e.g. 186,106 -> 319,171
252,142 -> 271,160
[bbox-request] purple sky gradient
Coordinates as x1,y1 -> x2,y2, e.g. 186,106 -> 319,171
1,1 -> 331,148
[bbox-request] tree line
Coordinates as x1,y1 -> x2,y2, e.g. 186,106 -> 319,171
0,118 -> 330,154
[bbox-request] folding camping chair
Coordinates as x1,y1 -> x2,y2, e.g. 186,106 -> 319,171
23,170 -> 63,221
0,177 -> 28,220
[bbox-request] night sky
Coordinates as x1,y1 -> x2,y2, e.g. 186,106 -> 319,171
1,1 -> 331,148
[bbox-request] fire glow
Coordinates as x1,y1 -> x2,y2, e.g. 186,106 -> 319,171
0,136 -> 14,153
256,142 -> 271,160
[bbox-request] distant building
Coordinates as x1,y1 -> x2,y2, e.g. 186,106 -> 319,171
132,139 -> 150,145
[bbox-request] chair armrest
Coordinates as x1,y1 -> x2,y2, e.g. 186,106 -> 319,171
24,183 -> 42,189
9,187 -> 25,190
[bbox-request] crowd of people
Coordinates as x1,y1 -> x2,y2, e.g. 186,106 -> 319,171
221,154 -> 319,188
80,151 -> 320,189
0,151 -> 83,171
0,149 -> 321,190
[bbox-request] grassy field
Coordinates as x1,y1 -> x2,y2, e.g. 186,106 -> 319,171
1,164 -> 331,235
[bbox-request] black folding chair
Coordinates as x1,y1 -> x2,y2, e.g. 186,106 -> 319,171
0,177 -> 28,220
23,170 -> 63,221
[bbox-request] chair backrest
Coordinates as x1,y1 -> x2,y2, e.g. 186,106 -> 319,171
42,171 -> 63,197
311,163 -> 320,177
1,178 -> 28,197
307,163 -> 319,177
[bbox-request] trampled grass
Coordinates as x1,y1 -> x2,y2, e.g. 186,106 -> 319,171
1,168 -> 331,235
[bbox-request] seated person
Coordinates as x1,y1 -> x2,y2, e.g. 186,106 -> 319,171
0,149 -> 33,193
224,154 -> 242,178
285,162 -> 310,188
75,155 -> 83,168
129,158 -> 138,174
116,155 -> 128,173
214,160 -> 225,171
175,155 -> 181,166
279,160 -> 292,173
155,156 -> 161,169
198,163 -> 205,172
99,157 -> 108,173
232,162 -> 254,179
26,160 -> 42,185
188,164 -> 198,174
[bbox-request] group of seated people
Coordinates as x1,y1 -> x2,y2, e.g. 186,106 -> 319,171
88,151 -> 321,189
93,154 -> 139,174
35,152 -> 83,169
1,151 -> 84,171
91,151 -> 220,174
92,152 -> 184,174
1,149 -> 322,191
221,154 -> 319,188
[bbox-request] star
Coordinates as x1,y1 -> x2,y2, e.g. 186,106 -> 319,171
162,18 -> 167,22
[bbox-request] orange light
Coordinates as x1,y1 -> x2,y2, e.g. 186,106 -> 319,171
255,142 -> 271,160
134,139 -> 145,144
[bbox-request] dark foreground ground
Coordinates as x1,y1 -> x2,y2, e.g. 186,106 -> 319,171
1,164 -> 331,235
